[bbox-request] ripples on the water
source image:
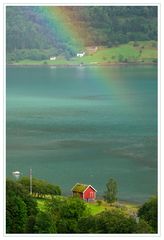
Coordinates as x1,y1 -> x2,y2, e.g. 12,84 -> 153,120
6,65 -> 157,203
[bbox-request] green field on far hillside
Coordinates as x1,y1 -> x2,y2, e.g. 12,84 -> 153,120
9,41 -> 157,66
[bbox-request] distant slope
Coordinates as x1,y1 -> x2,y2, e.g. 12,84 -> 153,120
6,6 -> 157,63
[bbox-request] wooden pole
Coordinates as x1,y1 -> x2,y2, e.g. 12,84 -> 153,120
30,168 -> 32,195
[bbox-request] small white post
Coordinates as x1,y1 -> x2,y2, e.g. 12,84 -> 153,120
30,168 -> 32,195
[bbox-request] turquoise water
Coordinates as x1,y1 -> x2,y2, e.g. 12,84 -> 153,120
6,65 -> 157,203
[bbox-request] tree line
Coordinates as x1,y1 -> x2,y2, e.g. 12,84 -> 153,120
18,177 -> 61,198
6,177 -> 158,234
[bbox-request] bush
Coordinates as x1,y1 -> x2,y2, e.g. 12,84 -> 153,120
47,197 -> 87,233
138,196 -> 158,232
97,200 -> 102,206
152,59 -> 157,63
118,54 -> 125,62
79,209 -> 137,233
135,219 -> 154,233
34,212 -> 57,233
133,41 -> 140,47
151,41 -> 157,48
6,179 -> 38,233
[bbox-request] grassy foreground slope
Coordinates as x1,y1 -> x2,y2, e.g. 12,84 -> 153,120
10,41 -> 157,66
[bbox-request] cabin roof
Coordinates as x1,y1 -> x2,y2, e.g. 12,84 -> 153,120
72,183 -> 97,193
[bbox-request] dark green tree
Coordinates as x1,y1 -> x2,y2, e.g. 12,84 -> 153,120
78,215 -> 96,233
79,209 -> 137,233
6,179 -> 38,233
95,210 -> 136,233
47,197 -> 86,233
104,178 -> 118,203
138,196 -> 158,232
135,219 -> 154,233
6,194 -> 27,233
34,212 -> 57,233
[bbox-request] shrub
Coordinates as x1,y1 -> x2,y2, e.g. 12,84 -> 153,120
138,196 -> 158,232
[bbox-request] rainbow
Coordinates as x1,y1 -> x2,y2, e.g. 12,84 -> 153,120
30,6 -> 91,52
28,6 -> 134,111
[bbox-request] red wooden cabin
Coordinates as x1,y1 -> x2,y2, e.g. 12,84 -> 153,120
71,183 -> 97,201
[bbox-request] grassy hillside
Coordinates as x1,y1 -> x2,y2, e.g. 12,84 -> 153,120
11,41 -> 157,66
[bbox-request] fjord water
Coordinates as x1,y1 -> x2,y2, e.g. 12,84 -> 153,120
6,65 -> 157,203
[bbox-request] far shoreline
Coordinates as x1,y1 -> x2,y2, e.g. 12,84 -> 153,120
6,62 -> 157,68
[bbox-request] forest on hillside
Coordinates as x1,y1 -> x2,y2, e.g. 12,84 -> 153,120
6,6 -> 157,62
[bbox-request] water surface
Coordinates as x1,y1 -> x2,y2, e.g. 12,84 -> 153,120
6,65 -> 157,203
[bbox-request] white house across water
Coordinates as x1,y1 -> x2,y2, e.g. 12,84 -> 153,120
77,52 -> 85,57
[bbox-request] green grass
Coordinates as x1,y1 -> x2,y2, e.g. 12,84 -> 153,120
13,59 -> 44,65
85,202 -> 107,215
36,195 -> 67,212
37,199 -> 47,212
140,49 -> 157,59
86,201 -> 139,215
83,41 -> 157,63
13,41 -> 157,66
93,45 -> 139,60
